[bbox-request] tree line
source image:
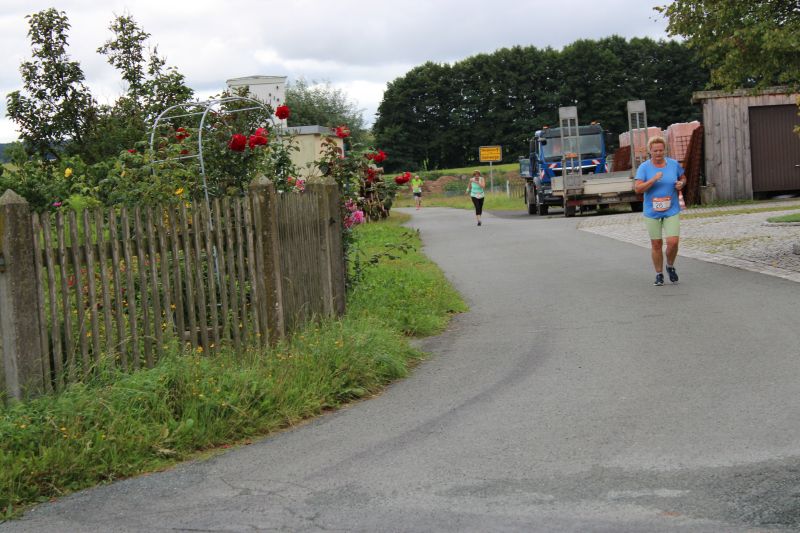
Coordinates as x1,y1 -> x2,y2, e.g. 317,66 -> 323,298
373,36 -> 710,172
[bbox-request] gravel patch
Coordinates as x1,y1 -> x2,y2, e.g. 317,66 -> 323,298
578,200 -> 800,283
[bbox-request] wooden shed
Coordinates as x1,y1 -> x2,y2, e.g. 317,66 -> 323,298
692,87 -> 800,201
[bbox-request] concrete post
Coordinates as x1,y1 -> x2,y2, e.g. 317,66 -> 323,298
248,177 -> 285,343
0,190 -> 45,400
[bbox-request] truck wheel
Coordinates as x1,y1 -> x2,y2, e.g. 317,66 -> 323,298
525,187 -> 537,215
564,205 -> 577,217
538,204 -> 548,216
630,201 -> 643,212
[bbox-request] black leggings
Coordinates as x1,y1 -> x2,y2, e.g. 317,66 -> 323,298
471,196 -> 484,216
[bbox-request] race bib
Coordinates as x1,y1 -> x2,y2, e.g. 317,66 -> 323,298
652,196 -> 671,212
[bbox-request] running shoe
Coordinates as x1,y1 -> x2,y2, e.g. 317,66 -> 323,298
654,273 -> 664,286
666,266 -> 679,283
477,221 -> 482,226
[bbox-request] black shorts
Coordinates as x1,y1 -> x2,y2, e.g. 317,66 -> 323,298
413,192 -> 422,198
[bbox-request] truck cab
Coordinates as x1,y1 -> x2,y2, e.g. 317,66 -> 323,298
520,124 -> 609,215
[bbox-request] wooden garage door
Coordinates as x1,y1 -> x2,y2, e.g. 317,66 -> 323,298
749,104 -> 800,193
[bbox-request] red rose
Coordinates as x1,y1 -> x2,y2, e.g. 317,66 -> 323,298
180,149 -> 189,155
335,125 -> 350,138
175,127 -> 189,141
374,149 -> 387,163
254,127 -> 268,137
394,173 -> 410,185
228,133 -> 247,152
275,105 -> 290,120
248,134 -> 268,149
127,149 -> 137,154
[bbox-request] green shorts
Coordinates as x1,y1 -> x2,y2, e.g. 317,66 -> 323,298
644,214 -> 680,240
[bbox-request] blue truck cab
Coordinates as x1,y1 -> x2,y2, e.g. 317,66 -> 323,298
519,124 -> 610,215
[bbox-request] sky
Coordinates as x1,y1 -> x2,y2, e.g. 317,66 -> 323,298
0,0 -> 673,143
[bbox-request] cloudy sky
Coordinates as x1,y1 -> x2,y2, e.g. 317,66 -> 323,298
0,0 -> 673,143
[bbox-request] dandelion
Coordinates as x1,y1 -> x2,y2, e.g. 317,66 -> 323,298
175,188 -> 185,196
197,346 -> 204,353
64,168 -> 73,178
19,424 -> 27,429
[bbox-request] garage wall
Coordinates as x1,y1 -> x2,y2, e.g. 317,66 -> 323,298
693,88 -> 799,201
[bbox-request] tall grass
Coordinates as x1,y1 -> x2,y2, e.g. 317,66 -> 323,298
0,214 -> 466,518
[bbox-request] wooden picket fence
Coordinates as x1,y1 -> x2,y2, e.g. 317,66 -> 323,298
0,179 -> 345,399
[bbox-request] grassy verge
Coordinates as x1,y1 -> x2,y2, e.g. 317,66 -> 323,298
394,191 -> 524,211
0,214 -> 466,518
766,212 -> 800,223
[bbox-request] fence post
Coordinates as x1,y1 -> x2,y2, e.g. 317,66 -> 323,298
324,182 -> 346,316
0,190 -> 45,400
248,177 -> 285,343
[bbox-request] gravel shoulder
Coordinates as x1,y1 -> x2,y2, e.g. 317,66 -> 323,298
578,200 -> 800,283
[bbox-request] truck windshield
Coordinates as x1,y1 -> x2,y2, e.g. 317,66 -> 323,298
542,134 -> 604,161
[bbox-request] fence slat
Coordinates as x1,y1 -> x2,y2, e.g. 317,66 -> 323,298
95,209 -> 114,359
82,209 -> 102,364
244,195 -> 264,344
56,212 -> 76,381
133,207 -> 153,367
120,208 -> 140,369
67,211 -> 90,376
213,198 -> 230,345
40,215 -> 63,388
234,198 -> 249,345
191,204 -> 209,350
201,202 -> 220,351
223,198 -> 241,349
166,207 -> 185,343
31,214 -> 53,392
108,213 -> 127,369
179,203 -> 197,348
155,208 -> 173,347
145,208 -> 164,360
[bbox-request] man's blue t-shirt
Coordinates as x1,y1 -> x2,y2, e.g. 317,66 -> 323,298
635,158 -> 685,219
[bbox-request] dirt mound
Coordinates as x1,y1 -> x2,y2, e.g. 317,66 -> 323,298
424,175 -> 465,194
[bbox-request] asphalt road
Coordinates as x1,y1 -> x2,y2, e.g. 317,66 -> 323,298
5,207 -> 800,532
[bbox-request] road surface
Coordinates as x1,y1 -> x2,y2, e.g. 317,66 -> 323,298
5,207 -> 800,532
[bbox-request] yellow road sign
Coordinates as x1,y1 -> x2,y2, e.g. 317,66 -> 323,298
479,145 -> 502,162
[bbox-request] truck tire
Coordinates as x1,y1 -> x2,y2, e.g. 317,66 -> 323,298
564,205 -> 577,217
525,186 -> 537,215
538,203 -> 548,216
630,201 -> 643,212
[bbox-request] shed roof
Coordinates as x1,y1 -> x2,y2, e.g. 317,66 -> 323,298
692,85 -> 797,103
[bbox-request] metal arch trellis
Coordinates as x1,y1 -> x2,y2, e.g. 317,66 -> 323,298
148,96 -> 278,206
148,96 -> 278,285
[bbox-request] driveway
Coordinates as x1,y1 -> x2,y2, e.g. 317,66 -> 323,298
5,207 -> 800,532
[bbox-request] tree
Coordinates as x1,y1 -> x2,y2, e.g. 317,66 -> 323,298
83,13 -> 193,162
656,1 -> 800,90
285,78 -> 368,146
6,8 -> 96,161
374,37 -> 708,169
